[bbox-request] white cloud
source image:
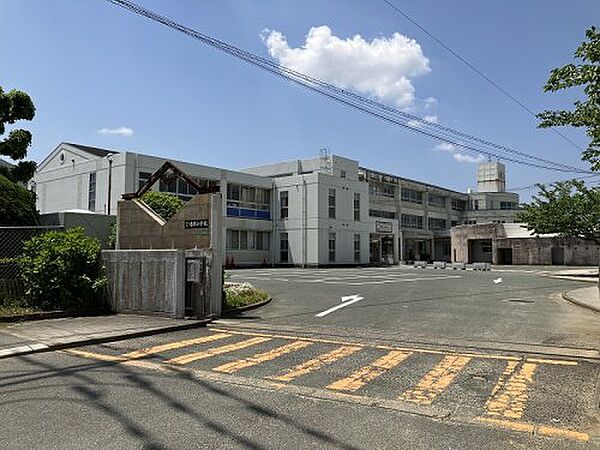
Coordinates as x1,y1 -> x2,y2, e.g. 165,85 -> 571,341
423,96 -> 437,108
407,114 -> 438,128
434,142 -> 484,163
98,126 -> 134,137
452,153 -> 485,163
262,26 -> 430,108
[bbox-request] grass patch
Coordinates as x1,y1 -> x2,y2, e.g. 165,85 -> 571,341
224,283 -> 269,309
0,305 -> 41,318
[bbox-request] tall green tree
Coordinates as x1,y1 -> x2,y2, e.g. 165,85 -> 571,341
0,86 -> 37,183
537,26 -> 600,170
519,26 -> 600,277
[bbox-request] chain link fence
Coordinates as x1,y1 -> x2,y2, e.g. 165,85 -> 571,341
0,226 -> 64,303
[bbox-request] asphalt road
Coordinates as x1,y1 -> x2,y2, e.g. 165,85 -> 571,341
2,266 -> 600,449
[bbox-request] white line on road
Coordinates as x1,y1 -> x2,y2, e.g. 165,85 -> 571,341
316,295 -> 364,317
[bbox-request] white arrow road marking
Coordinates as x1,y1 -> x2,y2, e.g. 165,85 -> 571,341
493,277 -> 503,284
316,295 -> 364,317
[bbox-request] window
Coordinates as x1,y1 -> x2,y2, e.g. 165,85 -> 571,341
451,199 -> 467,211
353,193 -> 361,221
280,232 -> 289,262
328,232 -> 336,262
401,187 -> 423,204
463,220 -> 477,225
401,214 -> 423,229
328,188 -> 336,219
500,201 -> 518,210
428,193 -> 446,208
369,181 -> 395,198
226,183 -> 271,220
354,234 -> 361,263
340,170 -> 346,178
472,200 -> 479,210
88,172 -> 96,211
138,172 -> 152,190
451,220 -> 459,227
255,231 -> 270,251
369,209 -> 396,219
481,243 -> 492,253
428,217 -> 447,231
160,176 -> 219,201
280,191 -> 289,219
227,230 -> 271,251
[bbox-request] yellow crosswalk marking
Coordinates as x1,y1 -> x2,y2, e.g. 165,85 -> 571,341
268,345 -> 362,382
123,333 -> 231,359
327,350 -> 412,392
165,336 -> 271,365
401,355 -> 471,404
485,362 -> 538,419
213,340 -> 313,374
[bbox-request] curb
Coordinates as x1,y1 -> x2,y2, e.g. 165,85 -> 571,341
541,274 -> 598,284
562,290 -> 600,314
0,317 -> 213,360
222,297 -> 273,317
0,309 -> 110,324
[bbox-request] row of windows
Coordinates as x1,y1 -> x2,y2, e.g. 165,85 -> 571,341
369,209 -> 396,219
226,230 -> 271,251
369,182 -> 396,198
401,188 -> 423,204
279,189 -> 361,221
428,193 -> 446,208
279,232 -> 361,263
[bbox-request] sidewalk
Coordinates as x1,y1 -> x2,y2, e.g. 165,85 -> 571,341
0,314 -> 210,359
563,286 -> 600,313
543,268 -> 598,283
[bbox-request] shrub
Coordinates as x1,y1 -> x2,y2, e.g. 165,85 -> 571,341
141,191 -> 184,221
223,282 -> 269,309
0,174 -> 39,225
20,227 -> 106,310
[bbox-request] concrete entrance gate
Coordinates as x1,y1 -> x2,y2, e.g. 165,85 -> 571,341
102,162 -> 223,318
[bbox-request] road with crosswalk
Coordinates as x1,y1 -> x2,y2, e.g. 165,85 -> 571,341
3,266 -> 600,448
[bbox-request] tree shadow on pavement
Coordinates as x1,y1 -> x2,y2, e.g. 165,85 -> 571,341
2,354 -> 361,450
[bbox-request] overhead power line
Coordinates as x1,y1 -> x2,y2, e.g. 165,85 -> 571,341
106,0 -> 593,175
381,0 -> 584,152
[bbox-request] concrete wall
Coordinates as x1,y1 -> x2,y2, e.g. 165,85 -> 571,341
451,223 -> 600,265
117,194 -> 220,250
103,249 -> 185,318
496,237 -> 600,265
40,212 -> 116,248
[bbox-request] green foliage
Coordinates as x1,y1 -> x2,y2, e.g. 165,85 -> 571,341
537,26 -> 600,169
107,222 -> 117,249
0,87 -> 36,183
223,283 -> 269,309
141,191 -> 184,221
518,180 -> 600,244
19,228 -> 106,310
0,174 -> 39,225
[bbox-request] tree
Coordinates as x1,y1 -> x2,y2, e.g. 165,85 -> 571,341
141,191 -> 184,221
0,86 -> 37,183
0,174 -> 39,225
519,180 -> 600,244
519,27 -> 600,280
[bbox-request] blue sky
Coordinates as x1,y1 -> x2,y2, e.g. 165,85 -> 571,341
1,1 -> 598,198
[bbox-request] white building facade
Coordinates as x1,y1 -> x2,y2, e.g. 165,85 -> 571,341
32,143 -> 520,267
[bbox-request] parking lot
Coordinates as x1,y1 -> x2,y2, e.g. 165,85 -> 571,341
228,265 -> 600,355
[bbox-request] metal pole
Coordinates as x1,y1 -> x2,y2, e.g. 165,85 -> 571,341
107,158 -> 113,215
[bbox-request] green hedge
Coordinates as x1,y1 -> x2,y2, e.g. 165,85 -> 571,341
19,227 -> 106,310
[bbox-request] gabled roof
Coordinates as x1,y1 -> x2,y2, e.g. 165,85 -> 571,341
0,158 -> 14,168
63,143 -> 120,157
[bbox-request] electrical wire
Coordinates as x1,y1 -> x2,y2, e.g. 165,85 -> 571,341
106,0 -> 593,175
381,0 -> 584,152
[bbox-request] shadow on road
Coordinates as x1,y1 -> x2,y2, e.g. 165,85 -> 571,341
1,354 -> 361,450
